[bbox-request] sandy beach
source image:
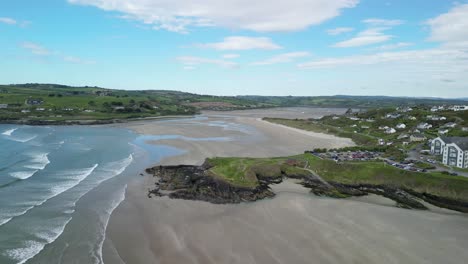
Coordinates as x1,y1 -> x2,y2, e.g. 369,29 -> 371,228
103,109 -> 468,264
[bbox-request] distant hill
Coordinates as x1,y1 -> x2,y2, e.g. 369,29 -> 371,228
0,83 -> 466,124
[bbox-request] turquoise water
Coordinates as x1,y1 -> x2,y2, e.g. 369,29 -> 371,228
0,125 -> 183,264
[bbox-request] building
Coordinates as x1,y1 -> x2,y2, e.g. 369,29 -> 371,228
398,134 -> 409,139
438,129 -> 449,135
427,115 -> 446,121
26,98 -> 43,105
396,123 -> 406,129
0,104 -> 8,109
386,113 -> 401,119
431,137 -> 468,168
385,127 -> 396,134
410,133 -> 427,142
453,105 -> 468,111
397,106 -> 413,113
444,122 -> 457,128
417,123 -> 433,130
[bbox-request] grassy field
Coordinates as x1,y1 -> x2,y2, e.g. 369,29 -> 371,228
206,154 -> 468,201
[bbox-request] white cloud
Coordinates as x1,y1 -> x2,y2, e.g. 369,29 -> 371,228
197,36 -> 282,51
222,54 -> 240,59
68,0 -> 359,33
333,28 -> 392,48
177,56 -> 238,68
426,4 -> 468,46
252,52 -> 311,65
0,17 -> 17,25
183,66 -> 196,70
20,42 -> 95,64
21,42 -> 51,56
0,17 -> 31,27
298,48 -> 468,70
63,56 -> 96,64
327,27 -> 354,35
362,18 -> 404,26
373,42 -> 413,50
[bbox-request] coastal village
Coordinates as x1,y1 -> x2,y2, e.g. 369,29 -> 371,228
303,104 -> 468,176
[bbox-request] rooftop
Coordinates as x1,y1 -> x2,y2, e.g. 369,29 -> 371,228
440,136 -> 468,150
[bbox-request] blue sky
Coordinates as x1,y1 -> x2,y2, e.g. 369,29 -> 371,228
1,0 -> 467,97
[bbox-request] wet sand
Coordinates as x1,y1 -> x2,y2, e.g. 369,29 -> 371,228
104,109 -> 468,264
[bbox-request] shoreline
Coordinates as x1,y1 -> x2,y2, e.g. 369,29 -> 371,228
104,109 -> 468,264
0,115 -> 196,126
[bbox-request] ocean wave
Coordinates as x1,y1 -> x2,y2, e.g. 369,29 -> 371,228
24,152 -> 50,170
2,128 -> 18,136
0,164 -> 99,228
4,216 -> 73,264
9,135 -> 38,143
99,154 -> 133,177
9,170 -> 39,180
47,164 -> 99,204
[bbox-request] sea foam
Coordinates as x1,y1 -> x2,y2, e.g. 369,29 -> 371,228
9,135 -> 38,143
24,153 -> 50,170
9,170 -> 39,180
4,216 -> 73,264
1,128 -> 18,136
0,164 -> 98,228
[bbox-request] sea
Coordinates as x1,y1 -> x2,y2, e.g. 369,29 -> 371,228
0,124 -> 183,264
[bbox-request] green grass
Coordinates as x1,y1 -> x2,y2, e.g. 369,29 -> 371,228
205,154 -> 468,201
300,154 -> 468,201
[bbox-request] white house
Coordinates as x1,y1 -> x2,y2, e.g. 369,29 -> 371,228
386,113 -> 401,119
410,134 -> 427,142
385,128 -> 397,134
417,123 -> 433,130
444,122 -> 457,128
438,129 -> 449,135
396,123 -> 406,129
0,104 -> 8,109
427,115 -> 446,121
453,105 -> 468,111
431,137 -> 468,168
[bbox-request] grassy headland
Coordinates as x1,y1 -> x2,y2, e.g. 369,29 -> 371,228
206,154 -> 468,201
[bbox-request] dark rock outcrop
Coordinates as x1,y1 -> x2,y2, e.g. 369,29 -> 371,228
146,163 -> 276,204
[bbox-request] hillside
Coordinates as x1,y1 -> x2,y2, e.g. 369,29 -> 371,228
0,83 -> 466,124
0,84 -> 266,124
